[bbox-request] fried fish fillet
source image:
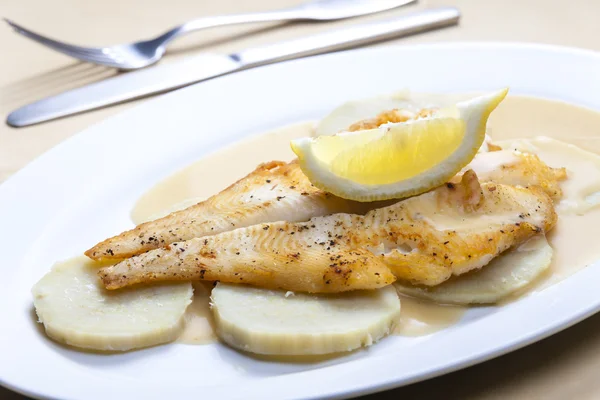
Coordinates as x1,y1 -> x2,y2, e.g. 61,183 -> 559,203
87,151 -> 563,261
86,161 -> 376,260
459,150 -> 567,200
99,171 -> 556,292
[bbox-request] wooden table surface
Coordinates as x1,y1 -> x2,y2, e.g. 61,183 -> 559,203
2,0 -> 600,398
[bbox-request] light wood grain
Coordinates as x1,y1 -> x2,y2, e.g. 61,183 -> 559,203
1,0 -> 600,398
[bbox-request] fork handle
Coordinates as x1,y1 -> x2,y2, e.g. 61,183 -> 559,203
155,9 -> 305,47
234,7 -> 460,67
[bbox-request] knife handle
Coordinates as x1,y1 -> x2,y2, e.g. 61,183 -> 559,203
233,7 -> 460,67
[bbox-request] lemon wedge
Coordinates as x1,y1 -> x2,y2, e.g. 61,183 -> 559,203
291,89 -> 508,201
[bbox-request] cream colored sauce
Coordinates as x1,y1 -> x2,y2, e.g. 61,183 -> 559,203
495,137 -> 600,294
176,282 -> 216,344
129,95 -> 600,344
467,149 -> 522,176
131,121 -> 315,224
395,294 -> 465,336
483,96 -> 600,295
498,137 -> 600,215
489,96 -> 600,154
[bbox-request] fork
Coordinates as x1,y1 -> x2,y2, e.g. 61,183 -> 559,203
4,0 -> 415,70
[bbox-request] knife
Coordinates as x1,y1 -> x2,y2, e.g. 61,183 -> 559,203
7,7 -> 460,127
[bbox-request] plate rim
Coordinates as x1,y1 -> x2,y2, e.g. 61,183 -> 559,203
2,41 -> 600,400
3,40 -> 600,190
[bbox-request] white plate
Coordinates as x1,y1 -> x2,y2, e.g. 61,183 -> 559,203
1,42 -> 600,400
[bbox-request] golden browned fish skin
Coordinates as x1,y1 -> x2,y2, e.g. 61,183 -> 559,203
86,160 -> 375,260
378,171 -> 556,285
87,151 -> 562,261
99,171 -> 556,291
99,242 -> 395,293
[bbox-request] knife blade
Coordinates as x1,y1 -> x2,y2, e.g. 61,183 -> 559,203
7,7 -> 460,127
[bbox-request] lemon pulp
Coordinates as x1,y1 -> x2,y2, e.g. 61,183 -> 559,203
291,89 -> 509,201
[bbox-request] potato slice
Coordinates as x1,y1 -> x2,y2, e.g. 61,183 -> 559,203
211,283 -> 400,355
32,256 -> 192,351
395,236 -> 553,305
